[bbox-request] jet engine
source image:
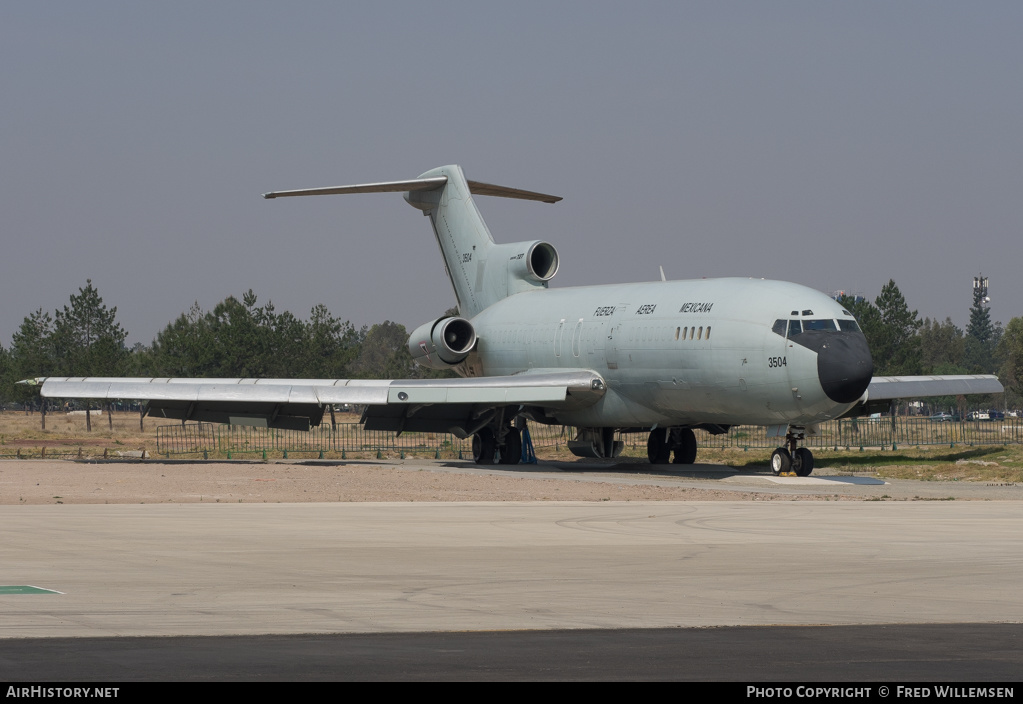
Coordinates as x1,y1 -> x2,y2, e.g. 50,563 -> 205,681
408,316 -> 478,370
507,240 -> 559,283
489,240 -> 560,285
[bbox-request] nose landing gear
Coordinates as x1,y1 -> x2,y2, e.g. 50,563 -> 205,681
771,428 -> 814,477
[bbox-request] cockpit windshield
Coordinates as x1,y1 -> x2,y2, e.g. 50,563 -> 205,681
772,318 -> 860,338
803,319 -> 838,332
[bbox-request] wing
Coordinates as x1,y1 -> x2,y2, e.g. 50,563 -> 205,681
867,375 -> 1004,400
843,374 -> 1003,417
25,370 -> 606,435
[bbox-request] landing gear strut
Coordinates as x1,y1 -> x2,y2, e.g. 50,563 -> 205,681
771,428 -> 813,476
647,427 -> 698,465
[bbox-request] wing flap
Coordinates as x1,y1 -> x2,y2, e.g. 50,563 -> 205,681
32,377 -> 393,406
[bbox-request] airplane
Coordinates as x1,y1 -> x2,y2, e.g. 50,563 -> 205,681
25,165 -> 1003,476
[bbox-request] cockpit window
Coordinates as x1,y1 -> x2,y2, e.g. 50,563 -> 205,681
774,316 -> 860,337
803,319 -> 839,332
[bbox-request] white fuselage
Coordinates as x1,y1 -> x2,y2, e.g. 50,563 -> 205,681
468,277 -> 863,428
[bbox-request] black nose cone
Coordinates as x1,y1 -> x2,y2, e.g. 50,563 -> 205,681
817,332 -> 874,404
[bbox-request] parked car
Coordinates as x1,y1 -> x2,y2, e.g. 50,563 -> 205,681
967,411 -> 991,421
929,412 -> 954,422
988,410 -> 1005,421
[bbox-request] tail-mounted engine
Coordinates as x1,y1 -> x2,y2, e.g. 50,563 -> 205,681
408,316 -> 478,370
504,240 -> 559,283
491,240 -> 559,285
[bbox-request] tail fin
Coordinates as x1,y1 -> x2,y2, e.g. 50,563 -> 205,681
263,164 -> 561,318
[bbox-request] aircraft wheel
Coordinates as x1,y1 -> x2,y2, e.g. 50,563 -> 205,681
793,447 -> 814,477
770,447 -> 792,475
472,428 -> 497,465
647,430 -> 670,464
672,428 -> 697,464
499,429 -> 522,465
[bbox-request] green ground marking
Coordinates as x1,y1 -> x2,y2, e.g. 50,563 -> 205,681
0,585 -> 62,595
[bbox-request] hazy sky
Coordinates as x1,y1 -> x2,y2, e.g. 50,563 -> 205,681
3,2 -> 1020,347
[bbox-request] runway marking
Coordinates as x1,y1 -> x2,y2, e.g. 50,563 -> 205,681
0,585 -> 63,595
762,476 -> 886,486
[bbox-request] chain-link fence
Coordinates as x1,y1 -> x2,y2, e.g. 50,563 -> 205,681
156,417 -> 1023,457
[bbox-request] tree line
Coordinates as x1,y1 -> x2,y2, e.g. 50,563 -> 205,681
838,279 -> 1022,409
0,281 -> 453,406
1,278 -> 1021,409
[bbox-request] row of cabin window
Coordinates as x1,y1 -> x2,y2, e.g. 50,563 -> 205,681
675,326 -> 710,341
621,325 -> 712,343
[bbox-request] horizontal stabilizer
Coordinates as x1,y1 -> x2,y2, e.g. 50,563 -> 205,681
262,177 -> 447,199
465,180 -> 561,203
263,174 -> 561,203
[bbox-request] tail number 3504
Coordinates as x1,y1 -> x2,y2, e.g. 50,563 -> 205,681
768,356 -> 787,368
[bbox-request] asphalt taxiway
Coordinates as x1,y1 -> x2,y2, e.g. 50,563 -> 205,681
3,462 -> 1022,680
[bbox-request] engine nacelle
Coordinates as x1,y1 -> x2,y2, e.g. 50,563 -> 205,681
497,240 -> 560,283
408,316 -> 477,370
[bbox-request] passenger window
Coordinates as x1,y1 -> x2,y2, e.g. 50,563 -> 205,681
706,326 -> 711,340
675,327 -> 680,341
697,326 -> 703,340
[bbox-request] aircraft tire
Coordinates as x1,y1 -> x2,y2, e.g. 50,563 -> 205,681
672,428 -> 697,464
473,428 -> 497,465
771,448 -> 791,475
793,447 -> 814,477
647,430 -> 670,464
499,429 -> 522,465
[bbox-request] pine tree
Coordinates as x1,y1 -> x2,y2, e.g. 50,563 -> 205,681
996,317 -> 1023,410
919,317 -> 966,374
965,278 -> 996,373
52,280 -> 128,377
872,280 -> 921,375
7,309 -> 56,403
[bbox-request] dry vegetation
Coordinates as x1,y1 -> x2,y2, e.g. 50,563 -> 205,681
2,410 -> 1023,483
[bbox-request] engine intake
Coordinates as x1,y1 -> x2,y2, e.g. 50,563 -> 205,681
503,240 -> 559,283
408,316 -> 477,370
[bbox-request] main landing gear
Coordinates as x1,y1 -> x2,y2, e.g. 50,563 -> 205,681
471,425 -> 522,465
647,427 -> 698,465
770,428 -> 814,477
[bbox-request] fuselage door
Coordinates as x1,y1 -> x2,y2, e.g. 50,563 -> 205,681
772,318 -> 799,411
554,319 -> 566,358
604,305 -> 628,371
